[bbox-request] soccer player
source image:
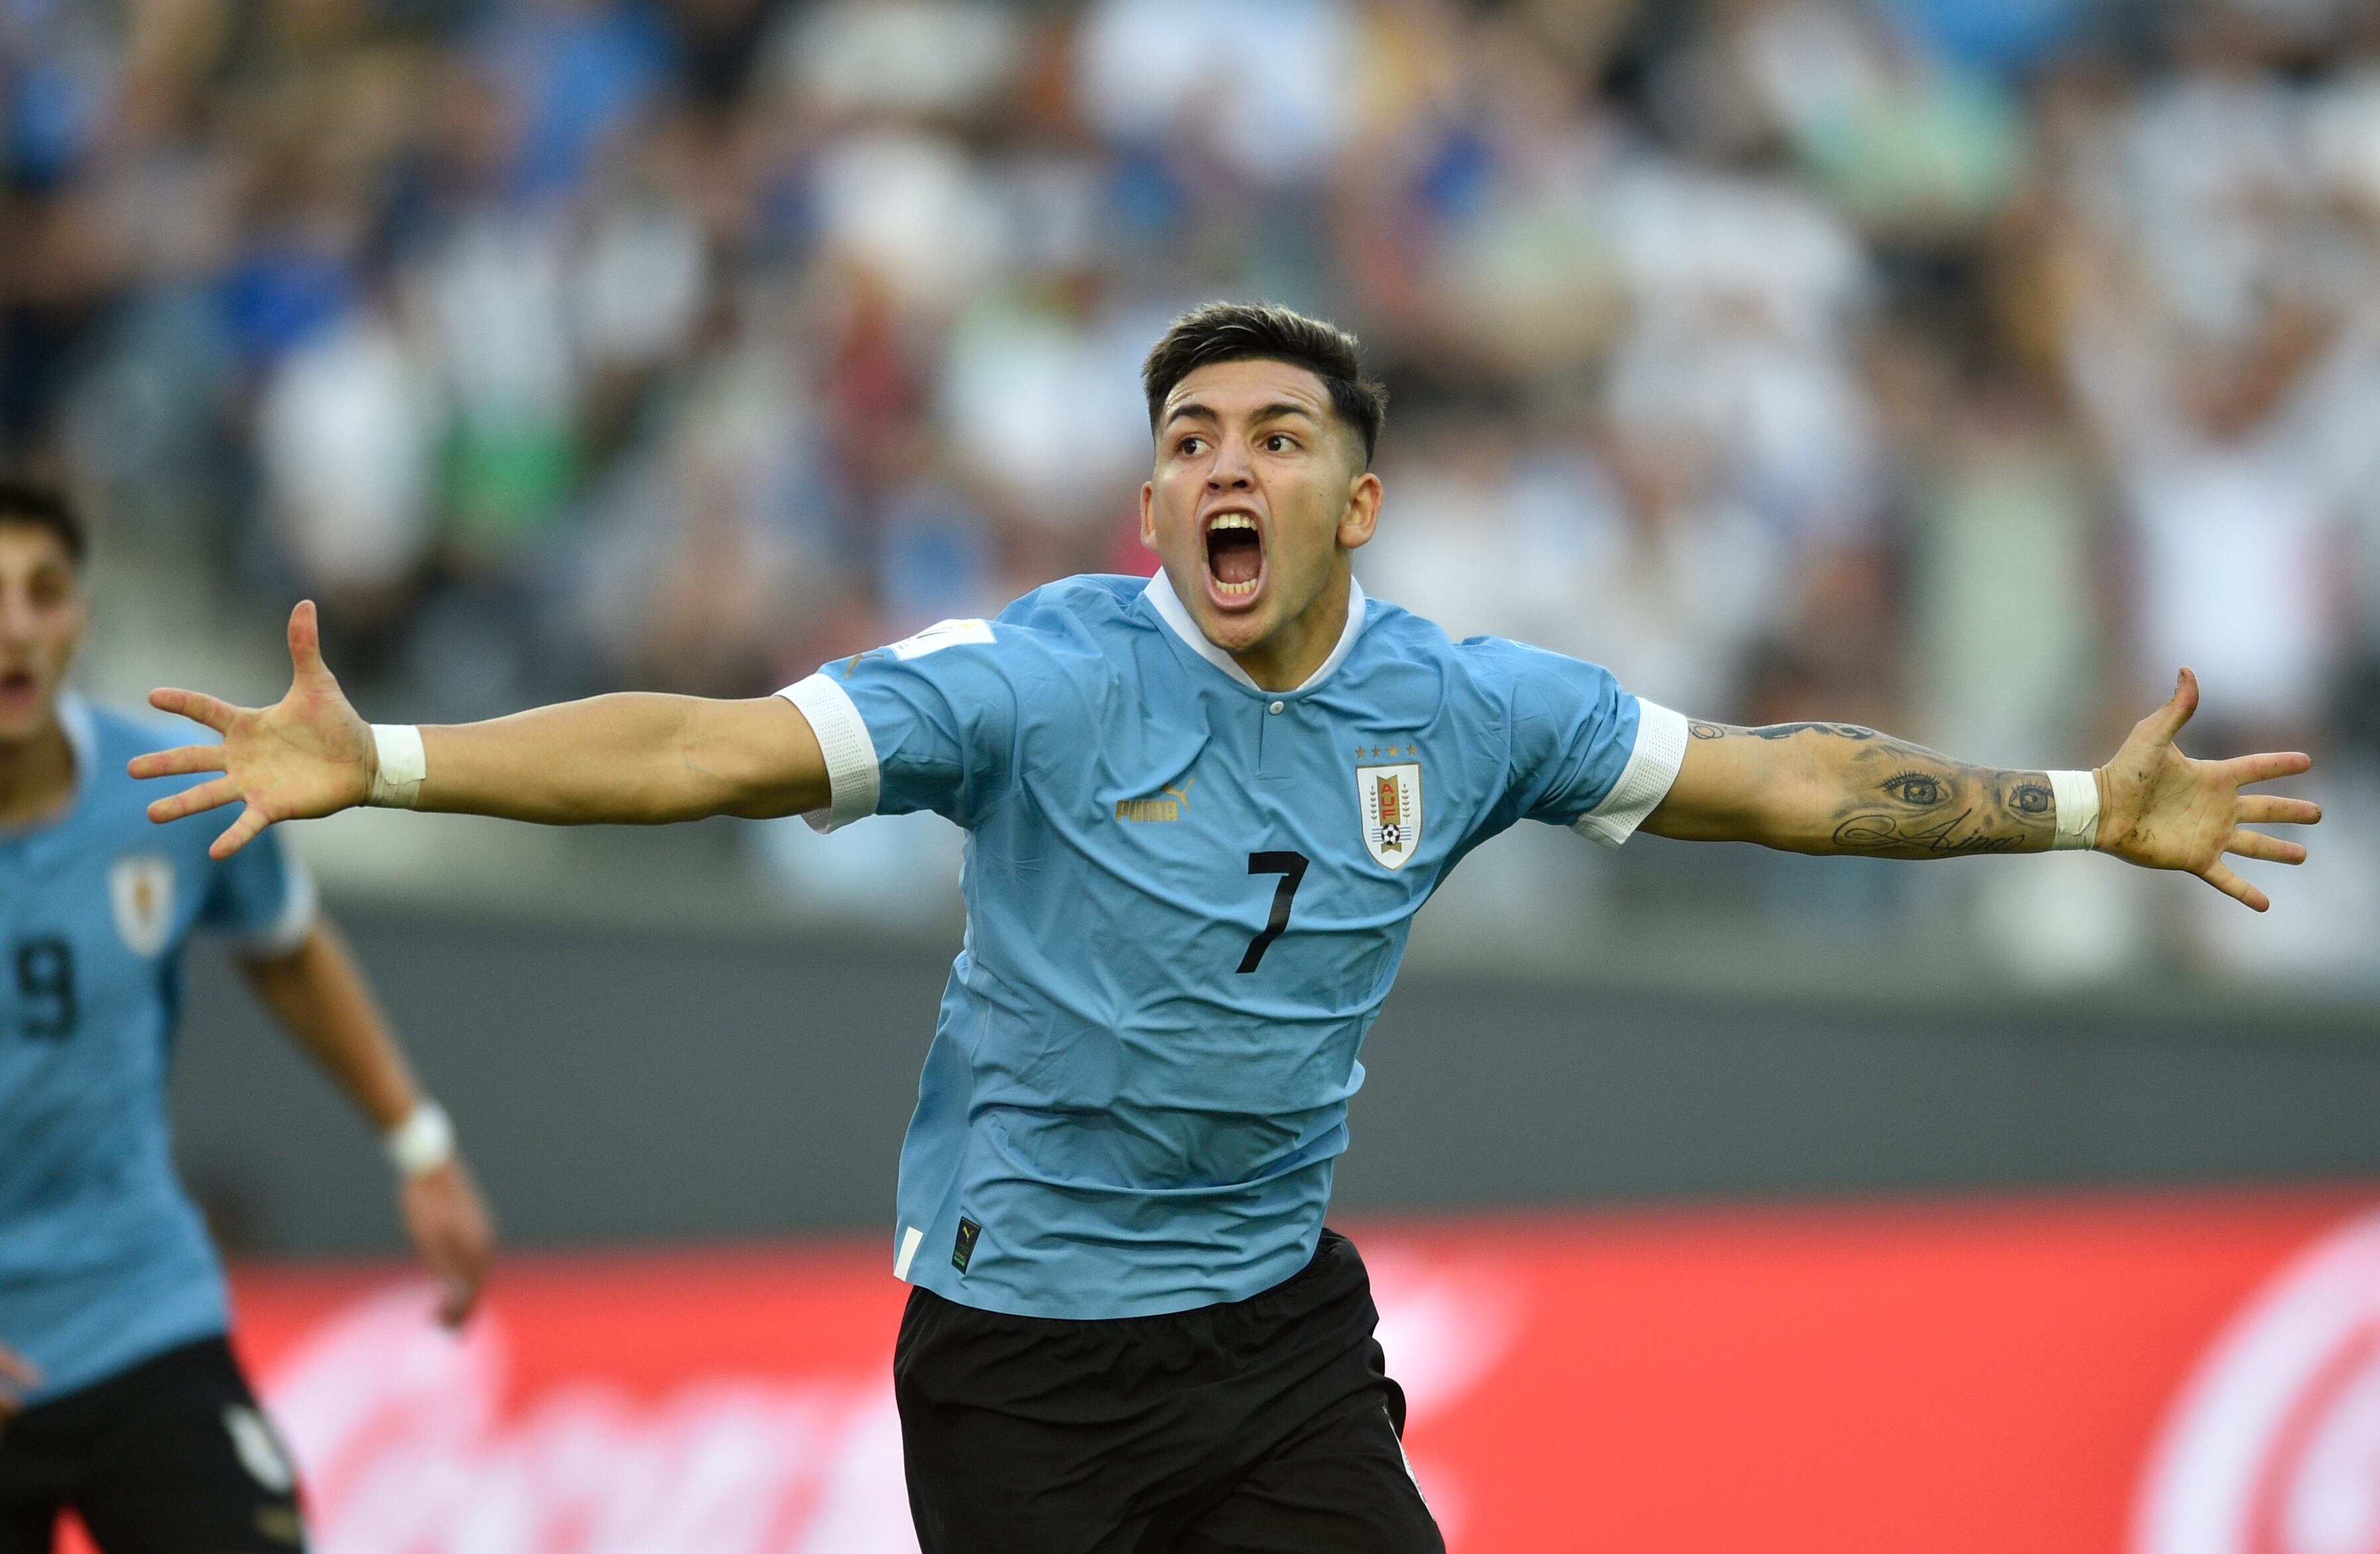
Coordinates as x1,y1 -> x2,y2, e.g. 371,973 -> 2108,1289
0,481 -> 494,1554
135,304 -> 2318,1553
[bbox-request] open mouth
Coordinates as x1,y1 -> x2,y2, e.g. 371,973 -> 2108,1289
1203,512 -> 1265,606
0,666 -> 44,722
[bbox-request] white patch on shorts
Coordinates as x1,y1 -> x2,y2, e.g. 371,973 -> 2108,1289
224,1404 -> 295,1494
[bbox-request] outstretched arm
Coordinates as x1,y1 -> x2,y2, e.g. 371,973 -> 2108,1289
1643,670 -> 2320,911
132,603 -> 829,857
238,918 -> 495,1327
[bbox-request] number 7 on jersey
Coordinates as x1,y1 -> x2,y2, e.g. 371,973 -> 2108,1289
1237,851 -> 1309,973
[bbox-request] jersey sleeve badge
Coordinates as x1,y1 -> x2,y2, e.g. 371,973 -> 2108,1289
1355,754 -> 1423,870
887,618 -> 994,660
110,854 -> 175,957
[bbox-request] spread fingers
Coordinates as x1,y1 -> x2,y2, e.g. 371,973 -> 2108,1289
145,775 -> 244,824
127,744 -> 226,781
2226,828 -> 2306,866
2237,793 -> 2320,826
2197,861 -> 2271,912
147,687 -> 239,732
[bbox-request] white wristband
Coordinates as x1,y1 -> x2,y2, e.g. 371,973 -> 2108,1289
2048,769 -> 2101,852
367,724 -> 426,809
384,1101 -> 457,1178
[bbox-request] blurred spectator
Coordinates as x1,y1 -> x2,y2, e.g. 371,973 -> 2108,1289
781,0 -> 1023,119
475,0 -> 669,206
255,292 -> 436,610
1906,368 -> 2102,765
1733,1 -> 2030,239
1075,0 -> 1361,188
939,282 -> 1151,538
412,209 -> 578,560
811,131 -> 1008,313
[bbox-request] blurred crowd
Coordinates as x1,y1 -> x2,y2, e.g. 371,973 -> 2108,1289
8,0 -> 2380,975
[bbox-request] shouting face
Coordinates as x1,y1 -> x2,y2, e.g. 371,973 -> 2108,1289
0,524 -> 85,745
1140,358 -> 1382,688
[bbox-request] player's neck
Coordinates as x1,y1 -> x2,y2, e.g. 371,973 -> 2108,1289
0,716 -> 76,828
1228,566 -> 1351,692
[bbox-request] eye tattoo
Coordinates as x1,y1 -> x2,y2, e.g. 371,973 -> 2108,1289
2011,782 -> 2052,816
1881,771 -> 1946,807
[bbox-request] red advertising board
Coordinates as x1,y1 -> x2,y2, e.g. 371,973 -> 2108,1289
69,1191 -> 2378,1553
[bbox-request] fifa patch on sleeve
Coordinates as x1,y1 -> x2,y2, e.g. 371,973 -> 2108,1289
890,618 -> 994,660
952,1217 -> 982,1273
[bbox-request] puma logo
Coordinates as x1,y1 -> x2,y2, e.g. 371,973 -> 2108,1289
1116,778 -> 1195,822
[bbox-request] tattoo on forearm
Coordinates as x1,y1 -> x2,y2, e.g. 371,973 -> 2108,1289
1694,722 -> 2057,858
1828,809 -> 2029,855
1692,720 -> 1878,742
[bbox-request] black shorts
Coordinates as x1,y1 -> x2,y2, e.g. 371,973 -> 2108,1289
894,1227 -> 1443,1554
0,1337 -> 307,1554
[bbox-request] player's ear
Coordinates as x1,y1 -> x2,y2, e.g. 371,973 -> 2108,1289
1337,471 -> 1382,552
1139,482 -> 1158,551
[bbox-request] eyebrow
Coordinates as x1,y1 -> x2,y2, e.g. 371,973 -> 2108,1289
1160,400 -> 1325,433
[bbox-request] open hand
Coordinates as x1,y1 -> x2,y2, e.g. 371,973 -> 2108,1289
402,1156 -> 497,1330
2095,668 -> 2321,911
130,601 -> 374,859
0,1340 -> 40,1423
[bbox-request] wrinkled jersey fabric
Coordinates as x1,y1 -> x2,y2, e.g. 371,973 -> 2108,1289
781,573 -> 1685,1319
0,698 -> 314,1401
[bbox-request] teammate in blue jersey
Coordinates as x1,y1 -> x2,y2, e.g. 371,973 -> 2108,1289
139,304 -> 2320,1553
0,483 -> 494,1554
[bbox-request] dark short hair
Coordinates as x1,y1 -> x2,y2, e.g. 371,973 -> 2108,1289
1142,302 -> 1389,467
0,480 -> 84,566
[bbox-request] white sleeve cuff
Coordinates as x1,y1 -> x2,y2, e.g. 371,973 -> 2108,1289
233,859 -> 320,959
1572,698 -> 1689,850
777,674 -> 882,832
2047,769 -> 2101,851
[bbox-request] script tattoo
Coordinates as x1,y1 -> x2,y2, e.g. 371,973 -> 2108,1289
1830,811 -> 2031,855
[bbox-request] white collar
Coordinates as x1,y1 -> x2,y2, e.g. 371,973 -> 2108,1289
1142,568 -> 1369,695
57,692 -> 94,777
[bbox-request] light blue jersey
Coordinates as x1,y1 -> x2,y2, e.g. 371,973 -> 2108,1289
0,697 -> 315,1402
781,574 -> 1686,1320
